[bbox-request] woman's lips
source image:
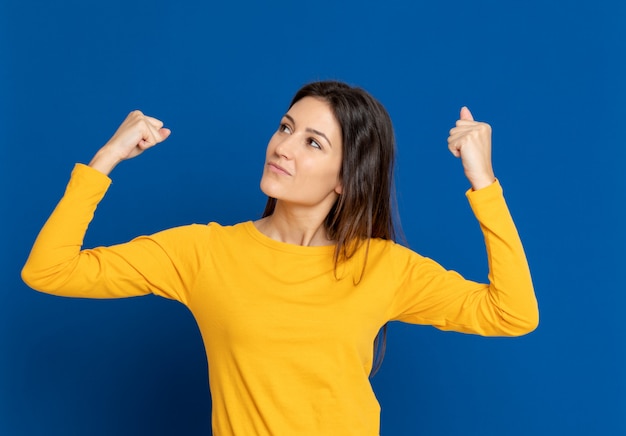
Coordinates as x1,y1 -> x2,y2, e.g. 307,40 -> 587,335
268,162 -> 291,176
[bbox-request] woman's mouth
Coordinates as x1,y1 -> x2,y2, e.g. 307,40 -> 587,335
268,162 -> 291,176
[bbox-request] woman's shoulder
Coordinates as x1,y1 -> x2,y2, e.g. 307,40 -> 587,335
143,220 -> 249,243
362,238 -> 426,267
368,237 -> 417,254
161,220 -> 251,237
142,221 -> 254,258
180,220 -> 255,244
203,220 -> 252,235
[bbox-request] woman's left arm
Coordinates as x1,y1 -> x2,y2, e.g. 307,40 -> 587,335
390,108 -> 538,336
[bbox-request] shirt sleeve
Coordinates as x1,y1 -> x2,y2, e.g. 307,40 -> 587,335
389,180 -> 539,336
21,164 -> 207,306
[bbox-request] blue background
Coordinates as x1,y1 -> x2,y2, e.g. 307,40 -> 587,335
2,0 -> 624,435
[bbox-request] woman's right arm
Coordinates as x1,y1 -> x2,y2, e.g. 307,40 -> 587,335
21,112 -> 198,302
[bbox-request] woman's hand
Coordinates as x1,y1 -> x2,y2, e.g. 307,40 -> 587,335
89,111 -> 171,175
447,107 -> 495,190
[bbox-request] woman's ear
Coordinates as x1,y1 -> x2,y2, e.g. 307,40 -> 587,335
334,181 -> 343,195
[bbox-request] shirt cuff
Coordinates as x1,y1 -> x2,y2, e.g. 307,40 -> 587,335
465,179 -> 507,220
66,163 -> 112,195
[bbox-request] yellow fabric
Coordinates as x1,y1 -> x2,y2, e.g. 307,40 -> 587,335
23,163 -> 538,435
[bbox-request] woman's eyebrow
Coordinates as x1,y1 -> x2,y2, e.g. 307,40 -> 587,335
283,113 -> 333,148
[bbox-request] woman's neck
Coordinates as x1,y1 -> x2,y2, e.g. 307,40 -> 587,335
254,202 -> 334,247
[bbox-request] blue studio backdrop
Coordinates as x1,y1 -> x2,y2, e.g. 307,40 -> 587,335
1,1 -> 624,435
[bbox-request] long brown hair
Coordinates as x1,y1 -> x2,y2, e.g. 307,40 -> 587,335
262,80 -> 399,375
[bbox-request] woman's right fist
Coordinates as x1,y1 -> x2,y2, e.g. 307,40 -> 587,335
89,111 -> 171,175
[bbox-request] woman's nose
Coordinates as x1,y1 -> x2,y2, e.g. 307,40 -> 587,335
275,136 -> 296,159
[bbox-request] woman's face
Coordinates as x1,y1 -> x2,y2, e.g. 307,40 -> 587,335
260,96 -> 343,212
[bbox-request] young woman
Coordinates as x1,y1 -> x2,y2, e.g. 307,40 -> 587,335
22,81 -> 538,435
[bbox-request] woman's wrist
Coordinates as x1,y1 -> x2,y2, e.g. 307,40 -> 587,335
469,172 -> 496,191
88,146 -> 122,176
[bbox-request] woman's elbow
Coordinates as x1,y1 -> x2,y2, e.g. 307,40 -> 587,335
508,309 -> 540,336
21,260 -> 66,294
21,261 -> 47,292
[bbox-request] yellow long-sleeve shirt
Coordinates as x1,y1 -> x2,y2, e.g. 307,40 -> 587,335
22,164 -> 538,435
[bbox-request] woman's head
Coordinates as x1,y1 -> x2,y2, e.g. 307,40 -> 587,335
260,96 -> 344,216
263,80 -> 397,261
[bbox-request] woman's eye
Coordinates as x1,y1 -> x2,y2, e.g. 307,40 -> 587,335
279,124 -> 292,134
308,139 -> 321,150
